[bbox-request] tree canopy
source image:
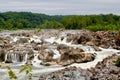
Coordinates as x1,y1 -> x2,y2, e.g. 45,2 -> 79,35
0,12 -> 120,31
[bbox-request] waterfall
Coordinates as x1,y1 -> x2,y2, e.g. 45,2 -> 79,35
23,53 -> 28,63
4,51 -> 29,63
4,52 -> 8,63
12,53 -> 17,63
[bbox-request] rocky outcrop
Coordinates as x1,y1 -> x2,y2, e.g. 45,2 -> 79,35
39,44 -> 95,66
71,31 -> 92,44
66,31 -> 119,49
58,48 -> 95,66
40,61 -> 57,66
57,44 -> 71,54
57,44 -> 95,66
38,49 -> 54,61
27,49 -> 34,60
39,67 -> 92,80
16,38 -> 29,44
39,54 -> 120,80
0,37 -> 10,44
89,54 -> 120,80
0,49 -> 6,62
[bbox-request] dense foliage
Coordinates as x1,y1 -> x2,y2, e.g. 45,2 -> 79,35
0,12 -> 120,31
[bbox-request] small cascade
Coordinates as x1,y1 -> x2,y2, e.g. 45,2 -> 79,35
52,49 -> 61,59
32,54 -> 42,67
30,35 -> 42,43
80,46 -> 95,52
45,36 -> 72,45
11,53 -> 17,63
4,51 -> 29,63
4,52 -> 10,63
23,53 -> 28,63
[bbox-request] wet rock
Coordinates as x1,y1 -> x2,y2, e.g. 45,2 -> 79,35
0,63 -> 9,67
40,61 -> 57,66
27,49 -> 34,60
86,41 -> 94,46
4,43 -> 13,50
38,49 -> 54,61
0,49 -> 6,62
66,33 -> 74,42
25,60 -> 33,65
20,32 -> 31,37
57,44 -> 69,50
93,46 -> 101,51
33,45 -> 41,51
58,47 -> 95,66
72,31 -> 92,44
66,30 -> 118,49
5,59 -> 12,63
39,67 -> 92,80
92,31 -> 116,48
0,37 -> 10,44
16,38 -> 29,44
57,44 -> 70,54
90,54 -> 120,80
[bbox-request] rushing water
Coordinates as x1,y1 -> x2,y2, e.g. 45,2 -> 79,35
0,30 -> 120,80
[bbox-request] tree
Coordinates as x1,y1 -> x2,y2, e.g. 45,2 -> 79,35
16,22 -> 24,29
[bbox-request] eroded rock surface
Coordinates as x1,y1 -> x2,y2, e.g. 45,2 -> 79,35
39,54 -> 120,80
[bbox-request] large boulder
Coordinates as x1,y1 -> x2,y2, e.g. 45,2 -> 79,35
92,31 -> 116,48
58,48 -> 95,66
73,32 -> 92,44
66,30 -> 92,44
47,44 -> 95,66
57,44 -> 70,54
38,49 -> 54,62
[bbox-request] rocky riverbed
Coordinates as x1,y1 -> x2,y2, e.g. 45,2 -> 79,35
0,29 -> 120,80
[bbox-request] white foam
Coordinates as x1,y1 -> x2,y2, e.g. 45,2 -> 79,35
52,49 -> 61,59
30,35 -> 42,43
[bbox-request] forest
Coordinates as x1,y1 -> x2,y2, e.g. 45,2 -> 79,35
0,12 -> 120,31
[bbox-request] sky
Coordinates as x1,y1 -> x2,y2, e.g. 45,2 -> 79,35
0,0 -> 120,15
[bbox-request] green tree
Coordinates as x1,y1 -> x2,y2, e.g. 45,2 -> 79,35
16,22 -> 24,29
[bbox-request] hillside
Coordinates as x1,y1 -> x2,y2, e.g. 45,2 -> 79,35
0,12 -> 120,31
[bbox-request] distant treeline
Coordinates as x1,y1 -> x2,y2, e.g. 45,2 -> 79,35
0,12 -> 120,31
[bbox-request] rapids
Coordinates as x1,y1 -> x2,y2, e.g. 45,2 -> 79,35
0,30 -> 120,80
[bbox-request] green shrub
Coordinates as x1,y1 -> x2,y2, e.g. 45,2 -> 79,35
115,57 -> 120,67
7,66 -> 18,80
7,64 -> 32,80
